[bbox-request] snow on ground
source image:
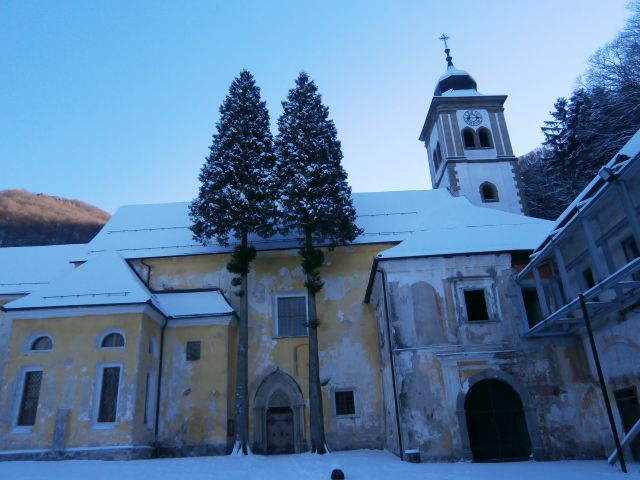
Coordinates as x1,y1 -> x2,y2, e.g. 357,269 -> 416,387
0,450 -> 635,480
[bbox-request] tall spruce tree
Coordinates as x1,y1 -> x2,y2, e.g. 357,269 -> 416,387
189,70 -> 277,455
275,72 -> 362,454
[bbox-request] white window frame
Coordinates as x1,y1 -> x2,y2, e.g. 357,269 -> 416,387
22,333 -> 53,354
332,387 -> 360,418
272,292 -> 309,338
12,366 -> 44,434
93,362 -> 123,429
96,328 -> 126,349
454,277 -> 500,323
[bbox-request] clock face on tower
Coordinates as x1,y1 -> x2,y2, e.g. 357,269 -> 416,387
463,110 -> 482,126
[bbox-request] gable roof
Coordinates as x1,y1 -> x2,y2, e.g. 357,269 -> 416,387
86,190 -> 434,258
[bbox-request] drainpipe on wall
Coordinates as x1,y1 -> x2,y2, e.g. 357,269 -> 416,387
376,268 -> 405,461
153,313 -> 168,458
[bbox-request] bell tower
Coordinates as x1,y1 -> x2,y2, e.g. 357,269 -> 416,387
419,35 -> 526,215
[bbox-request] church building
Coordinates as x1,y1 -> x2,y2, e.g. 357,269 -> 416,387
0,48 -> 639,463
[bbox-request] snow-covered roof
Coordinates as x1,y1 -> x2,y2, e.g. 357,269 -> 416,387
434,65 -> 478,96
439,88 -> 484,97
3,249 -> 235,318
84,189 -> 551,261
154,291 -> 233,318
0,243 -> 86,295
4,251 -> 150,309
86,190 -> 439,258
377,194 -> 551,259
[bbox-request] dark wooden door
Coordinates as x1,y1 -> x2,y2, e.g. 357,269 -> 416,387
465,380 -> 532,462
266,407 -> 294,455
615,387 -> 640,460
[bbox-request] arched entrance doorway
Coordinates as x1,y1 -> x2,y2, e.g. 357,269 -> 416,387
253,369 -> 306,454
464,379 -> 531,461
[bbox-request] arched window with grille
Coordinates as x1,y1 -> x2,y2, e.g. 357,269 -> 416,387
99,331 -> 126,348
30,335 -> 52,351
462,127 -> 476,148
478,127 -> 493,148
480,182 -> 499,202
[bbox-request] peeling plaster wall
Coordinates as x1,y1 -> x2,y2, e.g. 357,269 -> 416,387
156,321 -> 234,455
133,244 -> 390,452
0,313 -> 146,455
0,298 -> 19,417
371,253 -> 612,461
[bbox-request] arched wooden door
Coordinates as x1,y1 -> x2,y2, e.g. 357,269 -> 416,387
465,379 -> 532,461
266,406 -> 294,454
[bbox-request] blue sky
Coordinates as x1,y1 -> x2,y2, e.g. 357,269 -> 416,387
0,1 -> 631,213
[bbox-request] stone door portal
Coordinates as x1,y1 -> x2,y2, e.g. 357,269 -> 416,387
266,407 -> 294,454
253,369 -> 306,454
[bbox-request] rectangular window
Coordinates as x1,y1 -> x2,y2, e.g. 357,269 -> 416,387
463,289 -> 490,321
622,236 -> 640,262
186,341 -> 201,361
17,370 -> 43,426
98,366 -> 120,423
276,296 -> 308,337
522,287 -> 544,328
622,236 -> 640,281
614,387 -> 640,460
334,390 -> 356,416
582,268 -> 596,290
143,372 -> 151,425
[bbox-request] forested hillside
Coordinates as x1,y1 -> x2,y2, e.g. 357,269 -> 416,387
520,1 -> 640,220
0,189 -> 110,247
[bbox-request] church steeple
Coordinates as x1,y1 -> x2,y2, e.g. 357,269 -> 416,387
419,37 -> 527,215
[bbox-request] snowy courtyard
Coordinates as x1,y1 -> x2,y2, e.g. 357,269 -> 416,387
0,450 -> 635,480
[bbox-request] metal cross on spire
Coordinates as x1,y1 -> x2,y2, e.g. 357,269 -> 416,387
438,33 -> 450,50
438,33 -> 454,67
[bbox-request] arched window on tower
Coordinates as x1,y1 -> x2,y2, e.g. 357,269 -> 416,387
433,143 -> 442,171
478,127 -> 493,148
462,128 -> 476,148
480,182 -> 499,202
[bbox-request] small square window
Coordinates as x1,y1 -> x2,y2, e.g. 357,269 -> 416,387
464,289 -> 489,321
334,390 -> 356,416
582,268 -> 596,289
186,341 -> 201,361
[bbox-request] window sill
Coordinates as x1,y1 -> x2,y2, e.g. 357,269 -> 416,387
273,334 -> 308,339
11,426 -> 34,435
465,319 -> 500,324
334,414 -> 360,419
464,147 -> 493,150
481,199 -> 499,203
92,423 -> 117,430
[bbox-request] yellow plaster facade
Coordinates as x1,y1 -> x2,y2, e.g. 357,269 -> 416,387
0,243 -> 391,458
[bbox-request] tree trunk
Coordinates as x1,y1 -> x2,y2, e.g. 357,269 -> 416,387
307,288 -> 326,453
305,233 -> 326,454
234,231 -> 250,454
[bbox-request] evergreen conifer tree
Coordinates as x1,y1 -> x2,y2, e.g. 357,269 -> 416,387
189,70 -> 277,455
274,72 -> 362,454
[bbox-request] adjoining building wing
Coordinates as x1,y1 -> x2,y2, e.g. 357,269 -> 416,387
516,130 -> 640,337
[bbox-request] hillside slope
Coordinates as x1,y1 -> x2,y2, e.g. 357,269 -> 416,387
0,189 -> 110,247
